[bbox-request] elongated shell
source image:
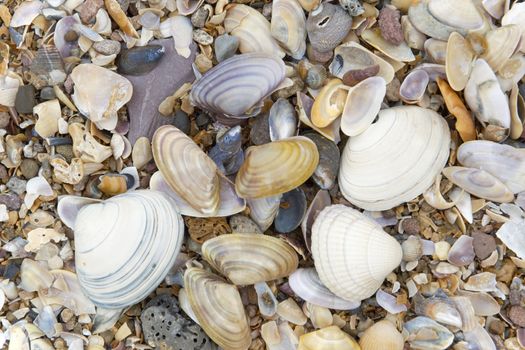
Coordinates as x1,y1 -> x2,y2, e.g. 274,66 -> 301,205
339,106 -> 450,211
74,190 -> 184,308
235,136 -> 319,198
442,167 -> 514,203
152,125 -> 219,215
271,0 -> 306,59
225,4 -> 285,58
359,320 -> 404,350
445,32 -> 474,91
190,53 -> 286,119
202,233 -> 298,285
311,205 -> 402,302
184,268 -> 251,350
298,326 -> 360,350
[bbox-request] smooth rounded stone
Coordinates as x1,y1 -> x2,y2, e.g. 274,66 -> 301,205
39,87 -> 56,100
195,113 -> 211,129
0,112 -> 10,129
20,159 -> 39,179
509,306 -> 525,327
6,177 -> 27,195
56,145 -> 74,163
304,133 -> 339,190
447,235 -> 475,266
193,29 -> 213,46
15,85 -> 37,114
141,295 -> 216,350
172,111 -> 191,135
250,114 -> 271,145
229,214 -> 262,234
489,320 -> 506,335
0,193 -> 22,210
117,45 -> 166,76
214,34 -> 239,63
92,40 -> 121,55
472,232 -> 496,260
191,7 -> 210,28
402,218 -> 420,235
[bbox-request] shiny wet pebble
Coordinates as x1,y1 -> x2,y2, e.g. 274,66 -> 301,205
214,34 -> 239,62
172,110 -> 191,135
191,7 -> 209,28
117,45 -> 165,76
193,29 -> 214,46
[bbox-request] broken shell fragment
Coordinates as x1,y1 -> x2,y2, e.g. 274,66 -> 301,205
496,220 -> 525,259
359,320 -> 404,350
298,326 -> 360,350
202,233 -> 299,285
404,316 -> 454,350
306,3 -> 352,53
311,78 -> 347,128
361,28 -> 415,62
269,98 -> 297,141
413,294 -> 462,328
176,0 -> 204,15
159,16 -> 193,58
104,0 -> 139,38
247,195 -> 281,232
271,0 -> 307,59
447,235 -> 475,266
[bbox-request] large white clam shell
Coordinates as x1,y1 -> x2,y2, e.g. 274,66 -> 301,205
311,205 -> 402,302
457,140 -> 525,194
271,0 -> 306,59
74,190 -> 184,308
70,64 -> 132,131
339,106 -> 450,211
190,53 -> 286,118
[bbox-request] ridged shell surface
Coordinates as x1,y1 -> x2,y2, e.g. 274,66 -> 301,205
311,205 -> 402,302
338,106 -> 450,211
298,326 -> 360,350
235,136 -> 319,198
184,267 -> 251,350
271,0 -> 307,59
202,233 -> 299,285
359,320 -> 405,350
306,3 -> 352,53
74,190 -> 184,309
190,53 -> 286,118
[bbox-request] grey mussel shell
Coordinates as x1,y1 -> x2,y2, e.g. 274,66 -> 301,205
306,4 -> 352,53
117,45 -> 166,76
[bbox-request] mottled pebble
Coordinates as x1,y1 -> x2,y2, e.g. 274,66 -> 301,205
386,77 -> 401,102
92,40 -> 121,55
229,215 -> 262,234
214,34 -> 239,62
193,29 -> 214,46
339,0 -> 364,16
56,145 -> 74,163
307,44 -> 334,64
39,87 -> 56,100
15,85 -> 36,114
6,177 -> 27,195
0,164 -> 8,182
191,7 -> 209,28
77,0 -> 104,23
172,110 -> 190,135
509,306 -> 525,327
402,218 -> 420,235
378,6 -> 404,45
250,113 -> 271,145
195,113 -> 211,128
472,232 -> 496,260
20,159 -> 39,179
0,193 -> 22,210
489,319 -> 506,335
0,112 -> 10,129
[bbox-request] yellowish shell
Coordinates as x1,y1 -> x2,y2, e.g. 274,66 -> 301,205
235,136 -> 319,198
311,79 -> 348,128
481,24 -> 521,72
359,320 -> 404,350
298,326 -> 360,350
445,32 -> 475,91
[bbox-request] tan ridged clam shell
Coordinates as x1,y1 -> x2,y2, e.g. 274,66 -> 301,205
481,24 -> 521,72
359,320 -> 404,350
445,32 -> 475,92
298,326 -> 360,350
184,267 -> 251,350
339,106 -> 451,211
224,4 -> 285,58
311,79 -> 347,128
235,136 -> 319,198
201,233 -> 299,285
271,0 -> 306,59
442,166 -> 514,203
152,125 -> 219,215
311,205 -> 402,302
427,0 -> 484,30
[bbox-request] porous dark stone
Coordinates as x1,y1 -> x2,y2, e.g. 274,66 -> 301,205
402,218 -> 420,235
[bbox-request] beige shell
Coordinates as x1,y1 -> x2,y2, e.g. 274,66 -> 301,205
296,0 -> 320,12
311,79 -> 348,128
297,92 -> 341,144
481,24 -> 521,72
235,136 -> 319,198
339,106 -> 451,211
445,32 -> 475,92
442,167 -> 514,203
152,125 -> 220,215
33,99 -> 61,138
361,28 -> 415,62
202,233 -> 299,285
184,267 -> 251,350
509,84 -> 525,140
311,205 -> 402,302
224,4 -> 285,58
359,320 -> 405,350
298,326 -> 360,350
427,0 -> 484,30
501,2 -> 525,52
247,195 -> 281,231
271,0 -> 307,59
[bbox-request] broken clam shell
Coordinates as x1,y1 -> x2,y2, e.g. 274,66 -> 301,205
404,316 -> 454,350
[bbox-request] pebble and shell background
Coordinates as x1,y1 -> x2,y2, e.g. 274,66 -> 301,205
0,0 -> 524,349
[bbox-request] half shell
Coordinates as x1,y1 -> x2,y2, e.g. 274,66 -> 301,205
311,78 -> 347,128
298,326 -> 360,350
271,0 -> 307,59
481,25 -> 521,72
359,320 -> 404,350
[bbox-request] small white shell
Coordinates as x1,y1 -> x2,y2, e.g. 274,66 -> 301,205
159,16 -> 193,58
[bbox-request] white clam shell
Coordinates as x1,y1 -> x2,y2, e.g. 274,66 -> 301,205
427,0 -> 483,30
481,24 -> 522,72
271,0 -> 306,59
339,106 -> 450,211
311,205 -> 402,302
501,2 -> 525,52
74,190 -> 185,308
457,141 -> 525,194
361,28 -> 415,62
159,16 -> 193,58
496,220 -> 525,259
445,32 -> 475,92
247,195 -> 281,232
57,195 -> 102,229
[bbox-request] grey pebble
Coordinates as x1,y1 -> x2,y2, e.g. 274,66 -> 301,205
339,0 -> 365,16
56,145 -> 75,163
193,29 -> 214,46
93,40 -> 122,55
172,110 -> 190,135
0,193 -> 22,210
191,7 -> 209,28
15,85 -> 37,114
39,87 -> 56,100
6,177 -> 28,195
214,34 -> 239,62
20,159 -> 39,179
229,214 -> 262,234
0,112 -> 10,129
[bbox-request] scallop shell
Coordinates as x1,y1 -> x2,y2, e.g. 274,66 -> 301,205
442,167 -> 514,203
359,320 -> 404,350
311,78 -> 347,128
184,267 -> 251,350
457,140 -> 525,194
361,28 -> 415,62
298,326 -> 360,350
311,205 -> 402,302
152,125 -> 220,215
224,4 -> 285,58
201,233 -> 299,285
271,0 -> 307,59
481,25 -> 521,72
339,106 -> 451,211
341,76 -> 386,136
190,53 -> 286,119
74,190 -> 184,308
306,3 -> 352,53
235,136 -> 319,198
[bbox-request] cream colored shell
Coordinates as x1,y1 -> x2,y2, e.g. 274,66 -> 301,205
311,205 -> 402,302
359,320 -> 404,350
338,106 -> 451,211
298,326 -> 360,350
271,0 -> 306,59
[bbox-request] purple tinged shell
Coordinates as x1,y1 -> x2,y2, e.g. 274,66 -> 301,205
448,235 -> 476,266
54,16 -> 80,58
400,69 -> 429,103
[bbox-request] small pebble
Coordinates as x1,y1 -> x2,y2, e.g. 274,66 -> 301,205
195,113 -> 211,128
229,215 -> 262,234
64,30 -> 78,42
92,40 -> 121,55
39,87 -> 56,100
489,319 -> 506,335
191,7 -> 209,28
20,159 -> 39,179
193,29 -> 213,46
472,232 -> 496,260
77,0 -> 104,23
0,194 -> 21,210
386,78 -> 401,102
378,6 -> 404,45
402,218 -> 419,235
0,112 -> 10,129
6,177 -> 27,195
172,110 -> 190,135
339,0 -> 364,16
56,145 -> 74,163
509,306 -> 525,327
15,85 -> 37,114
214,34 -> 239,62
